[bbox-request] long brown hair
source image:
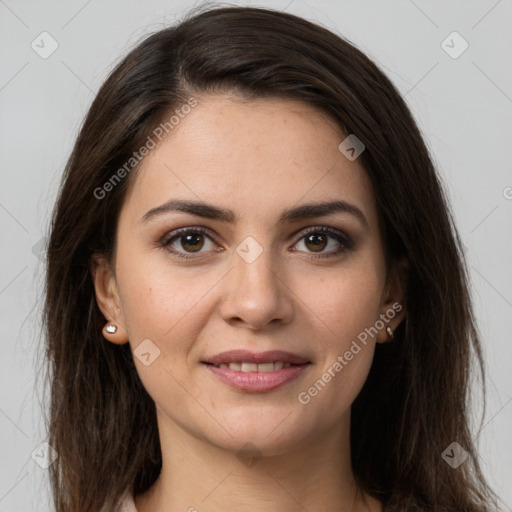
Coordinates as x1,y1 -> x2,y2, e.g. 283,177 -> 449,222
42,5 -> 498,511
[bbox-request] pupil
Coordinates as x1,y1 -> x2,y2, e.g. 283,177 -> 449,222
307,234 -> 326,252
182,234 -> 204,252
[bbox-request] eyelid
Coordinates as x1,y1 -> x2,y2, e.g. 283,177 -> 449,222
158,226 -> 220,254
293,225 -> 354,250
160,226 -> 217,246
159,224 -> 354,258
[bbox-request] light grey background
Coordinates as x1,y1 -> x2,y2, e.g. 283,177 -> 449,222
1,1 -> 511,510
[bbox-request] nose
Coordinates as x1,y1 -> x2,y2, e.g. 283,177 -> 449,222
219,243 -> 294,330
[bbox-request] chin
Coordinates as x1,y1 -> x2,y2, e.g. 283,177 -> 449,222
207,413 -> 311,457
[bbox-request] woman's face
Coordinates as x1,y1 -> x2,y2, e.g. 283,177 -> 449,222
94,94 -> 403,455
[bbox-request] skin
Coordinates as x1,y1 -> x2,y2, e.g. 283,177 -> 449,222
92,94 -> 405,512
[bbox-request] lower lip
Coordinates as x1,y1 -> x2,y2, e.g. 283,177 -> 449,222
203,363 -> 311,392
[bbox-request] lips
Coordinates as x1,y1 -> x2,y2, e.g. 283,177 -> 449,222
213,361 -> 294,372
202,349 -> 312,392
203,349 -> 310,367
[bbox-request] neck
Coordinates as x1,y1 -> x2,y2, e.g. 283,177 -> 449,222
134,407 -> 381,512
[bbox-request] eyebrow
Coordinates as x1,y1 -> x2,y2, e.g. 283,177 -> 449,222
141,199 -> 368,228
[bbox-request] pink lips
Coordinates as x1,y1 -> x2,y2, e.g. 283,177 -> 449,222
203,349 -> 310,366
202,349 -> 311,393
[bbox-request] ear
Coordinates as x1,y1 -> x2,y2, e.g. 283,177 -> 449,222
90,253 -> 129,345
377,256 -> 407,343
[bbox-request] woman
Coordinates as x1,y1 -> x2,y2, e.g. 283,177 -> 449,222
43,5 -> 499,511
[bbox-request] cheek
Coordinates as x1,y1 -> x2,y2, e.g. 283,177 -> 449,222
306,261 -> 384,346
116,248 -> 204,339
295,264 -> 383,409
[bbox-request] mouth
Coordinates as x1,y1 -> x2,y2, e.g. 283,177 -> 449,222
201,350 -> 312,392
203,361 -> 305,372
202,349 -> 310,367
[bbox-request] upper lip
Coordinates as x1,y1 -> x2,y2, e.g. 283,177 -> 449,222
203,350 -> 310,365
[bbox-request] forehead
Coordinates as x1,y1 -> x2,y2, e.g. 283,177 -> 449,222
121,94 -> 377,227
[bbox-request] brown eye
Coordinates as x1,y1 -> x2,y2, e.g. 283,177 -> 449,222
161,227 -> 217,258
293,226 -> 354,258
180,233 -> 205,252
304,233 -> 328,252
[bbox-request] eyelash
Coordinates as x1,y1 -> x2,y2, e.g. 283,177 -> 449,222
159,226 -> 354,260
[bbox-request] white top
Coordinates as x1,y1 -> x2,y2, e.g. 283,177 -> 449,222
118,492 -> 138,512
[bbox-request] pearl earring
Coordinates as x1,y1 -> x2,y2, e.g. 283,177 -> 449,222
105,324 -> 118,334
386,326 -> 394,339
